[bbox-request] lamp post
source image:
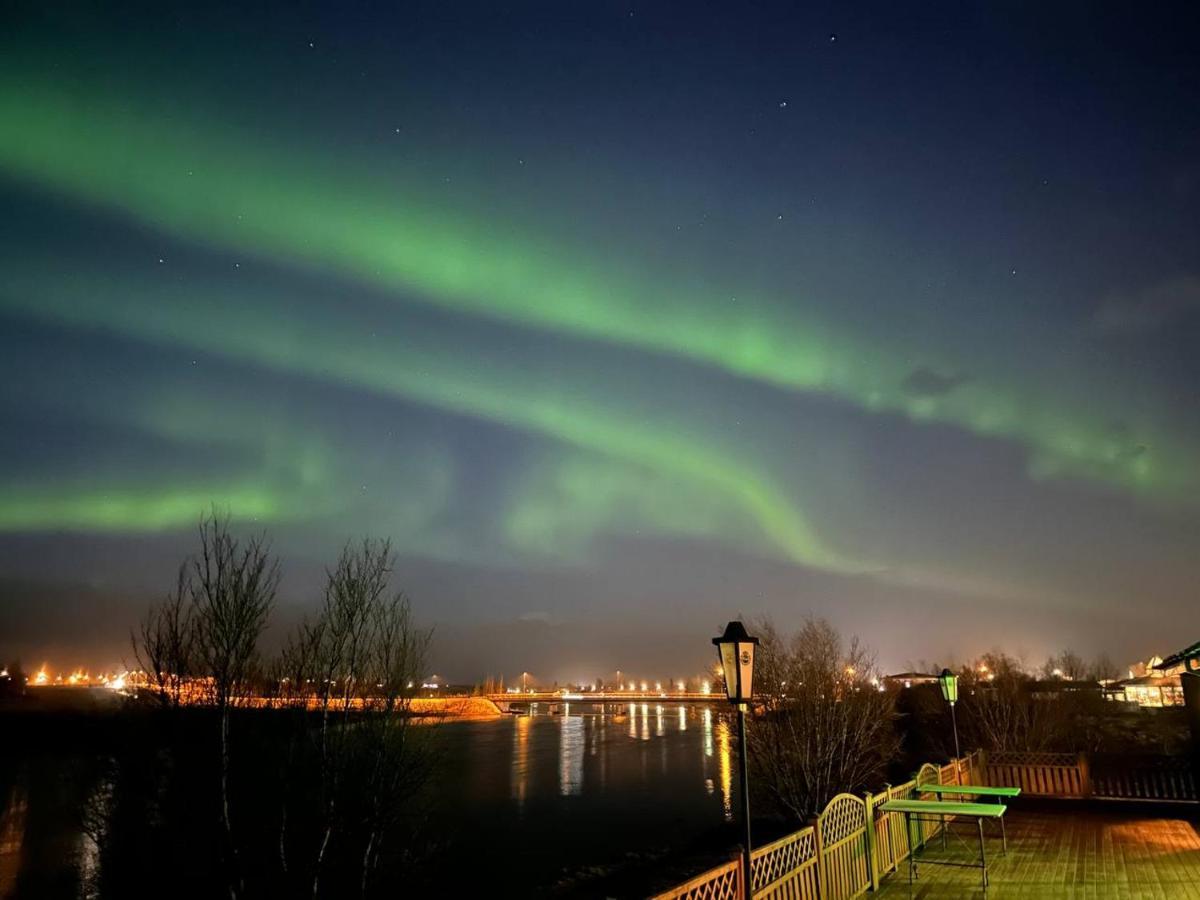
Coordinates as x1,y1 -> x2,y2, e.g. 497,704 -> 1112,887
713,621 -> 759,895
938,668 -> 961,782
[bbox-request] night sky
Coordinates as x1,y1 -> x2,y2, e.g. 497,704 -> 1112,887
2,2 -> 1198,680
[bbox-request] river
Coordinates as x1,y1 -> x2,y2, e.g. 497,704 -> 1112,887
0,698 -> 741,898
429,702 -> 740,895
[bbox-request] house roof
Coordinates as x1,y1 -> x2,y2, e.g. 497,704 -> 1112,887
1116,674 -> 1180,688
1155,639 -> 1200,671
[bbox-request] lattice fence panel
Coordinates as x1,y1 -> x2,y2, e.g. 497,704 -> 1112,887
650,859 -> 741,900
988,751 -> 1077,767
752,825 -> 816,895
818,794 -> 866,847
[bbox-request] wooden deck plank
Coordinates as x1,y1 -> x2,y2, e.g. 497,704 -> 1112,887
872,805 -> 1200,899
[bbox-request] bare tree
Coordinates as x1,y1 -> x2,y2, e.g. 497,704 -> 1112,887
958,652 -> 1069,751
1040,649 -> 1087,680
276,539 -> 433,899
132,563 -> 194,708
1088,652 -> 1121,682
189,511 -> 281,900
746,616 -> 898,822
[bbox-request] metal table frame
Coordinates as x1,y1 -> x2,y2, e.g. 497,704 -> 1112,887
916,782 -> 1020,852
879,799 -> 1007,889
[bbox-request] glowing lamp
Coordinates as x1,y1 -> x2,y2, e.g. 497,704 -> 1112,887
712,620 -> 759,705
938,667 -> 962,776
938,668 -> 959,704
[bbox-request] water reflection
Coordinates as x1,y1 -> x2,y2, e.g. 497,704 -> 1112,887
511,713 -> 531,810
0,781 -> 27,893
702,707 -> 714,757
559,715 -> 584,796
655,705 -> 665,738
628,703 -> 637,739
678,705 -> 687,732
716,719 -> 733,821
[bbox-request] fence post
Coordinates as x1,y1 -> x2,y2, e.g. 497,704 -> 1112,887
864,791 -> 880,891
812,814 -> 826,897
1078,752 -> 1092,798
979,749 -> 989,786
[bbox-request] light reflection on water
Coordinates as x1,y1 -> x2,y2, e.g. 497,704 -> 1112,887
0,781 -> 27,894
501,703 -> 734,823
558,714 -> 584,796
716,718 -> 733,821
511,712 -> 531,810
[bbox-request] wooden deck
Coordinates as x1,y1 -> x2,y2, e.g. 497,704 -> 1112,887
873,804 -> 1200,899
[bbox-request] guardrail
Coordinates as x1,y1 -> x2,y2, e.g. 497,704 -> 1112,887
651,752 -> 983,900
651,747 -> 1198,898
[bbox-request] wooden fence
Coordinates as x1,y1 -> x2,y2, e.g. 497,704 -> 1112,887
652,747 -> 1197,899
651,752 -> 983,900
983,750 -> 1198,802
982,751 -> 1087,797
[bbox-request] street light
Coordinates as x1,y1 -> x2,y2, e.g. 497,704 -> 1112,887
938,668 -> 961,782
713,620 -> 758,894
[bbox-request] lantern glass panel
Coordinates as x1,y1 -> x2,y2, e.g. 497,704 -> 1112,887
938,669 -> 958,703
737,642 -> 755,700
719,642 -> 739,700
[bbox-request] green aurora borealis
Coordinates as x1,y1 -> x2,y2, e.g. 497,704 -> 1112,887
2,2 -> 1199,671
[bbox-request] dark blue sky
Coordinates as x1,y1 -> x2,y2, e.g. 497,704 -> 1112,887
1,1 -> 1198,681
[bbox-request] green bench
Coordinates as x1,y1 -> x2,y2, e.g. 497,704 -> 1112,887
879,799 -> 1007,888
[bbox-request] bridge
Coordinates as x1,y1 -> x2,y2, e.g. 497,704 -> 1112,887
487,691 -> 719,712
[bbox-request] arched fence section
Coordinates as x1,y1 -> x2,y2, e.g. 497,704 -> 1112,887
816,794 -> 870,899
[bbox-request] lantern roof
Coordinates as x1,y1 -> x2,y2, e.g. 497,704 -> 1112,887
712,620 -> 759,647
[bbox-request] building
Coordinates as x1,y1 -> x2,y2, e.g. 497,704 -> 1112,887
883,671 -> 939,690
1154,639 -> 1200,677
1103,646 -> 1199,708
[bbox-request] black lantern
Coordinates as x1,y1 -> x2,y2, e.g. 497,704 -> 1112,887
712,620 -> 759,704
712,621 -> 758,893
938,667 -> 962,779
